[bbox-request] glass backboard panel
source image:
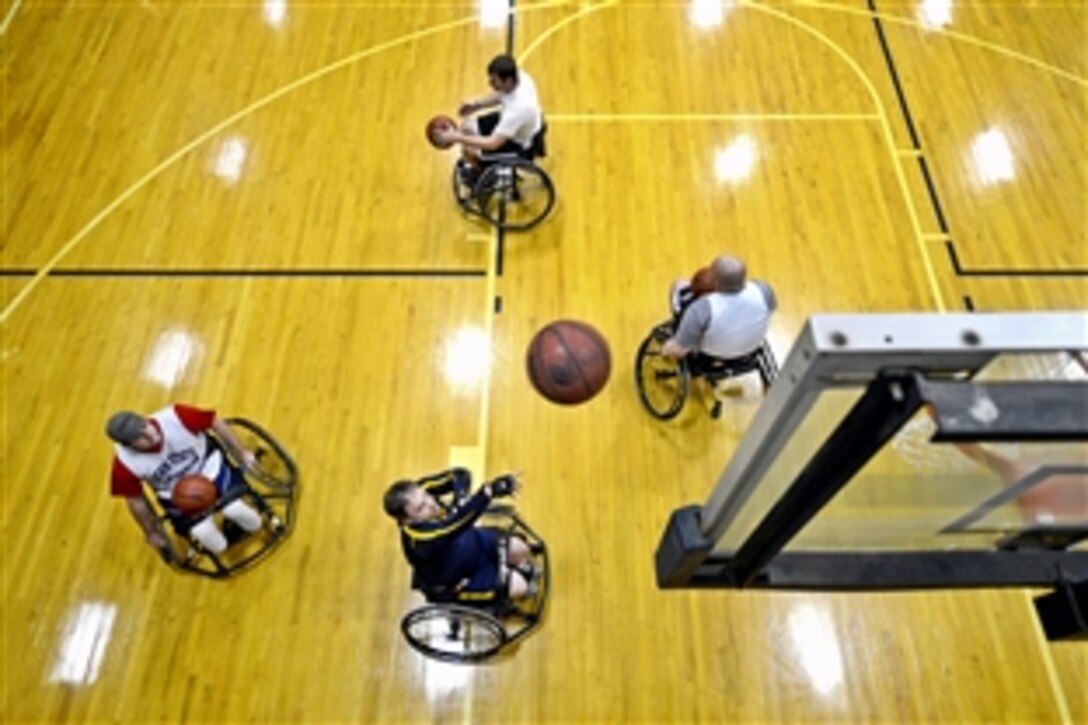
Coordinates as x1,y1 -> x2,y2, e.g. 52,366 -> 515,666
713,387 -> 861,553
785,432 -> 1087,551
974,350 -> 1086,384
782,351 -> 1087,552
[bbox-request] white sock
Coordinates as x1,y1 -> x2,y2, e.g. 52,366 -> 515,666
190,518 -> 228,554
223,500 -> 262,532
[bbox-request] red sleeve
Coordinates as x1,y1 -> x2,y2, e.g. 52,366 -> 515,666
173,404 -> 216,433
110,457 -> 143,497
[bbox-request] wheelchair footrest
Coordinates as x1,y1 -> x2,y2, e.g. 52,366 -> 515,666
222,519 -> 249,546
456,160 -> 480,187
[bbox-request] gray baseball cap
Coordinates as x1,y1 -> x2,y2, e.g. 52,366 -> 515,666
106,411 -> 146,444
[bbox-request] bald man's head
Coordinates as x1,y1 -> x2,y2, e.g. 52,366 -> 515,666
711,255 -> 747,293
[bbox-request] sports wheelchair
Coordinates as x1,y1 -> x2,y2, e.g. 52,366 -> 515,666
146,418 -> 299,579
635,320 -> 779,420
400,505 -> 549,663
451,124 -> 555,231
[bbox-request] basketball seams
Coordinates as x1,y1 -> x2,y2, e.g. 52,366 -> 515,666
551,327 -> 594,401
526,320 -> 612,405
529,327 -> 587,404
173,474 -> 217,515
565,319 -> 612,371
527,332 -> 550,395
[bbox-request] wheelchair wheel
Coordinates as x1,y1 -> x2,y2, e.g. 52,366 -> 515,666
401,604 -> 508,663
635,327 -> 689,420
451,162 -> 476,212
476,160 -> 555,231
223,418 -> 298,491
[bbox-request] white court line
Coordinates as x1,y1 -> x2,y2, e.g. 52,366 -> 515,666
0,0 -> 570,324
0,0 -> 24,35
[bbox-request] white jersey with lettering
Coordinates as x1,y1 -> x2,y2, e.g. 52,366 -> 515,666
113,406 -> 211,499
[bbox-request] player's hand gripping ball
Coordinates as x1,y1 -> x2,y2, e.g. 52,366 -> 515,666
425,115 -> 457,149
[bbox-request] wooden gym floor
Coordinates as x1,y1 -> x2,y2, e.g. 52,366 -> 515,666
2,0 -> 1085,721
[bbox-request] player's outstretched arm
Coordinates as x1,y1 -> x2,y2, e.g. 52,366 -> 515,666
125,496 -> 167,549
418,467 -> 472,502
211,416 -> 257,469
459,92 -> 503,117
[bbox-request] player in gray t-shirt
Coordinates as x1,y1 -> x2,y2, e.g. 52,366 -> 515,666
663,255 -> 776,362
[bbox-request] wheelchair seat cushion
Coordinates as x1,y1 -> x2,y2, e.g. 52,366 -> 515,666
410,528 -> 505,605
528,122 -> 547,159
689,348 -> 764,379
415,575 -> 504,606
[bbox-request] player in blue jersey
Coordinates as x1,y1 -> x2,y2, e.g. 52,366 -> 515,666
383,468 -> 535,601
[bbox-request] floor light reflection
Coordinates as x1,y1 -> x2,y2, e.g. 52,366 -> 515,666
48,601 -> 118,686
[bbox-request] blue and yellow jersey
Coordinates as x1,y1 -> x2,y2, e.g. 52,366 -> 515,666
415,467 -> 471,501
400,468 -> 493,586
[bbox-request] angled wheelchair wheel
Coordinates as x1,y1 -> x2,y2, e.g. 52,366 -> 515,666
223,418 -> 298,491
451,162 -> 477,213
635,326 -> 689,420
476,160 -> 555,231
401,604 -> 508,663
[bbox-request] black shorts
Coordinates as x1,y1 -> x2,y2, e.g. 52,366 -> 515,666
459,528 -> 502,595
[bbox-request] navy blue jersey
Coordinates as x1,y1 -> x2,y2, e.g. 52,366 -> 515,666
399,468 -> 496,587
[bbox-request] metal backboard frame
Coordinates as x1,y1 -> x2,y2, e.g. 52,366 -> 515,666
655,312 -> 1088,590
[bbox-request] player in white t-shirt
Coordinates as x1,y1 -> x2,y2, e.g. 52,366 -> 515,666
106,404 -> 261,554
663,255 -> 776,362
434,54 -> 543,163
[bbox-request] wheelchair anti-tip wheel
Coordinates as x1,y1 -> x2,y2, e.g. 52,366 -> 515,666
476,159 -> 555,231
401,604 -> 509,664
635,325 -> 690,420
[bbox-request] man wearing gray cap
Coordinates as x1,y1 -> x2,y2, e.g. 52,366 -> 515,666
106,404 -> 259,554
663,254 -> 776,361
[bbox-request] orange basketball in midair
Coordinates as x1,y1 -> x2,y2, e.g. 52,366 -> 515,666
526,320 -> 612,405
172,474 -> 217,515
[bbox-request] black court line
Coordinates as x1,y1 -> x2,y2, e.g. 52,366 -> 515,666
506,0 -> 516,56
0,267 -> 487,279
873,2 -> 1086,283
494,0 -> 516,277
868,0 -> 951,235
945,241 -> 1088,277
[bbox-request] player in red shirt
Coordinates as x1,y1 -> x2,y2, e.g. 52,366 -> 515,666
106,404 -> 259,554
